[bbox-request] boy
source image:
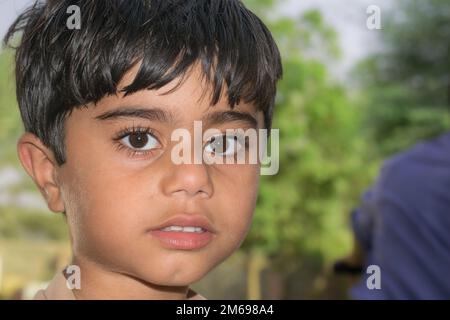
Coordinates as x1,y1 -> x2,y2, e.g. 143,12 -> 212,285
4,0 -> 282,299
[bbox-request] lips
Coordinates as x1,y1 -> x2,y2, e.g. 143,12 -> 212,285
147,214 -> 216,250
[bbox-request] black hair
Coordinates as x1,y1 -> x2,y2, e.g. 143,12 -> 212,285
4,0 -> 282,165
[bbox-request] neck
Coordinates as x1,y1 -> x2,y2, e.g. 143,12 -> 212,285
68,256 -> 190,300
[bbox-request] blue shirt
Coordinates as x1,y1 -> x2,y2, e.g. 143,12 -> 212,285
350,132 -> 450,299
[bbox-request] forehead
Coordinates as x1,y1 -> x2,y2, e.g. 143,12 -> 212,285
85,61 -> 264,126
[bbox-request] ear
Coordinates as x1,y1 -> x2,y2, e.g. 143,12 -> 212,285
17,132 -> 65,213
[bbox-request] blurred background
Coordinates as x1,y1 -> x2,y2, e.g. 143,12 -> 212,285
0,0 -> 449,299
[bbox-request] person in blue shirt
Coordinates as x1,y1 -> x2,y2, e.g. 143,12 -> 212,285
336,132 -> 450,299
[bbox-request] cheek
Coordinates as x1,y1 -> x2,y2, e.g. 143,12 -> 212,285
61,162 -> 151,254
216,165 -> 260,239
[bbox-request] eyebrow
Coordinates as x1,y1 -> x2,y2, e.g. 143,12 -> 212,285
95,106 -> 258,129
203,110 -> 258,129
94,106 -> 176,123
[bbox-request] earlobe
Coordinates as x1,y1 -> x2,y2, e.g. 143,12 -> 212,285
17,132 -> 66,213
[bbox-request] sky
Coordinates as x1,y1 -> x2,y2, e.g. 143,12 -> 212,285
278,0 -> 392,76
0,0 -> 31,41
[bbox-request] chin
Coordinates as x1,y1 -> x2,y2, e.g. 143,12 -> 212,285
136,263 -> 211,287
145,273 -> 203,287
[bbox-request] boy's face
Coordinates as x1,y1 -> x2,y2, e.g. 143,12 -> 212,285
55,63 -> 263,286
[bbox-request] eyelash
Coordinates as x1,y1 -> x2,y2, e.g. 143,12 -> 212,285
206,133 -> 250,152
112,125 -> 161,158
112,126 -> 251,159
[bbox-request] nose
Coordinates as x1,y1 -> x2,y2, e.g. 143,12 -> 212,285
161,161 -> 214,199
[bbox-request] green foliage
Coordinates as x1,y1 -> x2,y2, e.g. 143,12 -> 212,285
353,0 -> 450,156
0,50 -> 23,166
240,5 -> 374,263
0,208 -> 68,241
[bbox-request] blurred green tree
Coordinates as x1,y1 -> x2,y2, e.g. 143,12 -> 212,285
242,1 -> 374,299
353,0 -> 450,156
0,50 -> 23,166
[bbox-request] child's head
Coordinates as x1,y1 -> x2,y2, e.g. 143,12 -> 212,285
5,0 -> 281,291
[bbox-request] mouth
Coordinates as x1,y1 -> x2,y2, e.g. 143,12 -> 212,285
147,214 -> 216,250
159,226 -> 206,233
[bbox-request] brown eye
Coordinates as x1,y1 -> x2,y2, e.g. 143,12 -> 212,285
120,132 -> 158,150
129,132 -> 148,148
